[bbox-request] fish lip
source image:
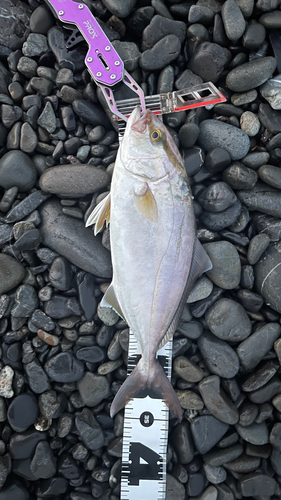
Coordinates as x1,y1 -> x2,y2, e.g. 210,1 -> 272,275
131,108 -> 152,134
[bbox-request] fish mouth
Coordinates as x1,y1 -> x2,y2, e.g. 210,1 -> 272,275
131,108 -> 153,134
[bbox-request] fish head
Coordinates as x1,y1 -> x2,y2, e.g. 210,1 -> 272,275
120,107 -> 185,180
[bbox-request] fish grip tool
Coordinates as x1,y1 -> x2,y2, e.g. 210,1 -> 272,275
116,82 -> 226,138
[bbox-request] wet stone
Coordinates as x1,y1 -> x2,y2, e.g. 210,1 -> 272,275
258,164 -> 281,190
223,163 -> 258,190
239,473 -> 277,497
247,233 -> 270,265
203,443 -> 243,467
205,298 -> 252,342
226,57 -> 277,92
237,322 -> 281,370
45,352 -> 84,383
7,393 -> 38,432
204,148 -> 232,174
24,359 -> 50,394
30,441 -> 56,479
203,241 -> 241,289
199,376 -> 239,425
174,356 -> 204,382
188,42 -> 228,83
198,120 -> 250,161
10,429 -> 47,460
77,372 -> 110,407
75,408 -> 104,451
140,35 -> 181,71
178,123 -> 200,149
198,182 -> 237,213
203,464 -> 226,484
186,277 -> 213,303
221,0 -> 246,41
77,272 -> 97,321
0,150 -> 37,192
170,421 -> 194,464
235,422 -> 269,445
198,331 -> 239,378
242,360 -> 279,392
182,147 -> 205,177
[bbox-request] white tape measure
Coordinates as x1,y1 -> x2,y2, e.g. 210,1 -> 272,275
120,332 -> 172,500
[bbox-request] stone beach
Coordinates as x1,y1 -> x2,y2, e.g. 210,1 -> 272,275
1,0 -> 281,499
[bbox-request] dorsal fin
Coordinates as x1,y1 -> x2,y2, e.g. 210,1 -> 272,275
86,192 -> 111,235
158,239 -> 212,350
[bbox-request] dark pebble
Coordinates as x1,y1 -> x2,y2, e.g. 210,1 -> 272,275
10,430 -> 47,459
7,393 -> 38,432
237,184 -> 281,218
188,42 -> 228,83
237,322 -> 281,370
259,102 -> 281,133
0,150 -> 37,192
140,35 -> 181,71
75,408 -> 104,451
40,199 -> 112,278
30,441 -> 56,479
39,164 -> 110,198
44,352 -> 84,382
226,57 -> 277,91
182,147 -> 204,176
72,100 -> 110,128
205,148 -> 232,174
205,298 -> 251,342
255,241 -> 281,312
203,241 -> 241,289
199,375 -> 239,424
178,123 -> 200,149
198,120 -> 250,161
247,233 -> 270,264
197,331 -> 239,378
198,182 -> 237,213
223,163 -> 258,190
239,473 -> 277,496
221,0 -> 246,41
49,257 -> 72,291
191,416 -> 229,454
200,199 -> 242,231
77,271 -> 97,320
24,359 -> 50,394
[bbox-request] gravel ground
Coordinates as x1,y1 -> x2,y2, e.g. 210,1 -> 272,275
0,0 -> 281,499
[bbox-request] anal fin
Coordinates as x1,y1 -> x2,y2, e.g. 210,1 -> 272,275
158,239 -> 212,350
101,282 -> 126,322
86,192 -> 111,235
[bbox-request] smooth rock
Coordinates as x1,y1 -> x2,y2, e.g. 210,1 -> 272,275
45,352 -> 84,383
174,356 -> 204,382
198,120 -> 250,161
221,0 -> 246,41
30,4 -> 55,34
166,473 -> 185,500
24,359 -> 50,394
140,34 -> 181,71
188,42 -> 228,83
40,199 -> 112,278
205,298 -> 252,342
239,473 -> 277,496
240,111 -> 260,137
197,331 -> 240,378
247,233 -> 270,265
0,150 -> 37,192
203,443 -> 243,467
190,415 -> 229,454
75,408 -> 104,451
198,182 -> 237,213
186,277 -> 213,303
259,102 -> 281,133
7,393 -> 38,432
242,360 -> 279,392
30,441 -> 56,479
100,0 -> 136,18
40,165 -> 110,198
237,323 -> 281,370
199,376 -> 239,425
0,254 -> 25,294
77,372 -> 110,407
49,257 -> 72,291
203,241 -> 241,289
248,375 -> 281,403
254,240 -> 281,312
22,33 -> 48,57
226,57 -> 277,91
223,163 -> 258,190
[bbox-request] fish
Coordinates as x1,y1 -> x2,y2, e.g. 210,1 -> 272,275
86,107 -> 212,421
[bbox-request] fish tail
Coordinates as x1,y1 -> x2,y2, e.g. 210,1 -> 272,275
110,358 -> 182,421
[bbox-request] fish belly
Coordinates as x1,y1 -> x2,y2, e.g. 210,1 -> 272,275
110,164 -> 196,359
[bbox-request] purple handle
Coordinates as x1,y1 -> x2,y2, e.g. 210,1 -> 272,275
45,0 -> 124,86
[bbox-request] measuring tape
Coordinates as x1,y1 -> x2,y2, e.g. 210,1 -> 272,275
120,333 -> 172,500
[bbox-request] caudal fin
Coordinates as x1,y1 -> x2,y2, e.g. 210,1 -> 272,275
110,358 -> 182,421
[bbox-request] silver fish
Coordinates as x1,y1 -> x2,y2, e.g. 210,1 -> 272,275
86,107 -> 212,420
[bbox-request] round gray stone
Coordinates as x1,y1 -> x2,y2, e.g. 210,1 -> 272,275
39,164 -> 110,198
77,372 -> 110,407
226,57 -> 277,92
247,233 -> 270,265
0,254 -> 25,294
0,150 -> 37,192
197,331 -> 240,378
198,120 -> 250,160
205,298 -> 252,342
203,241 -> 241,289
255,241 -> 281,312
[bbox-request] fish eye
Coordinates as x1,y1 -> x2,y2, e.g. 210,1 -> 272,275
150,129 -> 163,142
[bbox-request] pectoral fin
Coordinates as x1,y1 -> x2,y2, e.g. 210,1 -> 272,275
134,183 -> 158,223
85,192 -> 111,235
158,239 -> 212,350
101,282 -> 126,322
